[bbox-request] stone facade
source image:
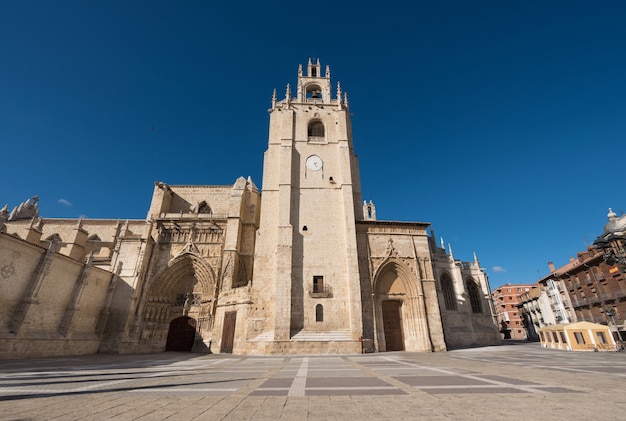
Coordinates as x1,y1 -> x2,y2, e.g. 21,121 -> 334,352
0,60 -> 500,358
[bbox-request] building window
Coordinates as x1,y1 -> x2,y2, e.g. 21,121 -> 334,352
315,304 -> 323,322
467,279 -> 482,313
197,201 -> 211,214
441,274 -> 457,311
308,121 -> 325,138
313,276 -> 324,293
597,331 -> 607,344
559,331 -> 567,343
573,331 -> 586,344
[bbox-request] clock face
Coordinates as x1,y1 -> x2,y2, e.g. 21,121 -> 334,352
306,155 -> 323,171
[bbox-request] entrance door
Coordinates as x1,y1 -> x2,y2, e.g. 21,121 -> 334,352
165,316 -> 196,352
220,311 -> 237,353
382,300 -> 404,351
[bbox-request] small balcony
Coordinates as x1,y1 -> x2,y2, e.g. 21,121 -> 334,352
309,285 -> 333,298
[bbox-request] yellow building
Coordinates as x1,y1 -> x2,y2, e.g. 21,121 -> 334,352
538,321 -> 616,351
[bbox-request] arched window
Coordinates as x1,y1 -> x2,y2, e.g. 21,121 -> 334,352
441,274 -> 457,311
315,304 -> 323,322
466,279 -> 483,313
308,121 -> 325,139
197,201 -> 211,214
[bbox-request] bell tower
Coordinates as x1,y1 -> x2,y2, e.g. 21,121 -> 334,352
250,59 -> 364,353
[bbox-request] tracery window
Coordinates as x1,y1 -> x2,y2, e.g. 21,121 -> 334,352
441,273 -> 457,311
466,279 -> 483,313
198,201 -> 211,214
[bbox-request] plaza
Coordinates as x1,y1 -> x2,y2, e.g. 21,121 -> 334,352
1,342 -> 625,420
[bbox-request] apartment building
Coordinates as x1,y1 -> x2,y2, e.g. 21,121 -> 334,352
492,284 -> 535,339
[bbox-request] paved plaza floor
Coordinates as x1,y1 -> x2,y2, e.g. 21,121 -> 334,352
1,342 -> 626,420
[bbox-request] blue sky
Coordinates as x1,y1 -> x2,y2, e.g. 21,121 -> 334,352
2,1 -> 625,289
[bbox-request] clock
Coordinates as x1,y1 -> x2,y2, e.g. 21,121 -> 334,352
306,155 -> 323,171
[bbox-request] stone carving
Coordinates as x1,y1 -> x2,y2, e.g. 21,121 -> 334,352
1,264 -> 15,279
8,196 -> 39,221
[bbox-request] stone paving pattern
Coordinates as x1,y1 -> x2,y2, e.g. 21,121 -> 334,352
1,343 -> 626,420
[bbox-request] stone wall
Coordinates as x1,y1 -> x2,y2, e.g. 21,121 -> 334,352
0,233 -> 116,359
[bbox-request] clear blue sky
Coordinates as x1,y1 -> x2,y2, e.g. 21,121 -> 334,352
2,1 -> 625,289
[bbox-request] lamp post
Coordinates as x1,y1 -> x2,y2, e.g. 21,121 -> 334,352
593,233 -> 626,350
604,308 -> 624,351
593,234 -> 626,267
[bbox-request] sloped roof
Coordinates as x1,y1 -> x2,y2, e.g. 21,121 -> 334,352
538,321 -> 610,331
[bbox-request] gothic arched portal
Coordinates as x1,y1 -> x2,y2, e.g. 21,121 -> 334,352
374,262 -> 409,352
137,253 -> 216,352
373,259 -> 435,353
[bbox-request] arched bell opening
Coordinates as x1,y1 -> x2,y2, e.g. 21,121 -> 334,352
306,83 -> 323,100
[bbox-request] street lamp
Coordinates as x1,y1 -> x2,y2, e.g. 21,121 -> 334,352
604,308 -> 625,351
592,234 -> 626,350
593,234 -> 626,267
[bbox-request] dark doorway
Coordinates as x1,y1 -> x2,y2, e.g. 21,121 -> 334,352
220,311 -> 237,353
382,300 -> 404,351
165,316 -> 196,352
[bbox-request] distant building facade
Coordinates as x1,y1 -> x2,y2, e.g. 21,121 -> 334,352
518,209 -> 626,345
491,284 -> 534,339
0,60 -> 501,359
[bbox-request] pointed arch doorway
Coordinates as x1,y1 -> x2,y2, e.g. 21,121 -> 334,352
140,252 -> 216,353
375,263 -> 410,352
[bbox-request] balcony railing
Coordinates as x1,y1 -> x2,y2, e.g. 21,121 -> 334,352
309,285 -> 333,298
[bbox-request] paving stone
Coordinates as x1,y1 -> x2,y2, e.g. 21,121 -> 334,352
2,343 -> 626,420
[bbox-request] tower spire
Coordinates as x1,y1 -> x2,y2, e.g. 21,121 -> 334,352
337,82 -> 342,105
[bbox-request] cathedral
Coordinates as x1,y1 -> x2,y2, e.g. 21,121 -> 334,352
0,60 -> 500,358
